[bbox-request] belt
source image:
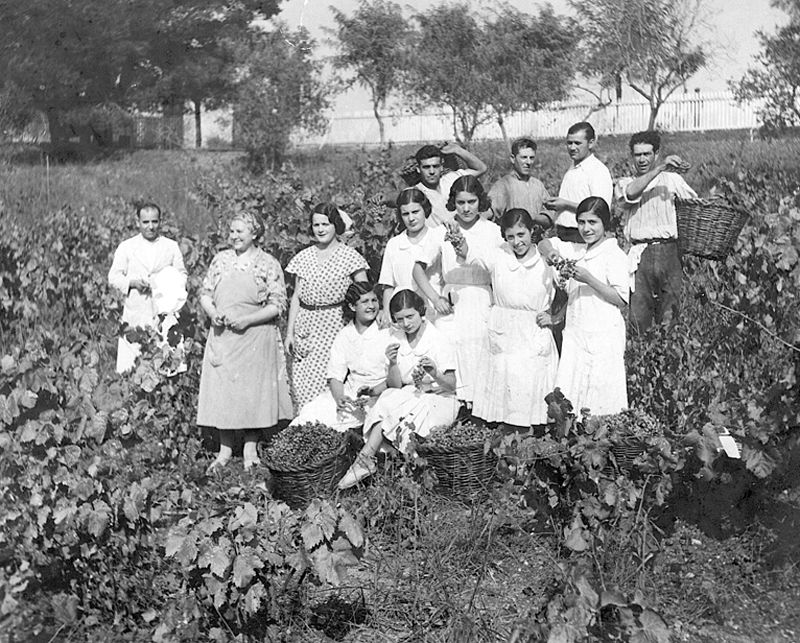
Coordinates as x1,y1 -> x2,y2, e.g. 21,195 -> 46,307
631,238 -> 677,245
299,300 -> 342,311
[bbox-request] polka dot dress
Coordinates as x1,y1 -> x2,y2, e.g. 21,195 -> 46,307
285,243 -> 368,409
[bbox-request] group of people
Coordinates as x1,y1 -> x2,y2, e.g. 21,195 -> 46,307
108,122 -> 696,488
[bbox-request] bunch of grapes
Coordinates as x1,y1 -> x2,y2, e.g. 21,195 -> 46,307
444,227 -> 466,254
593,408 -> 664,440
265,421 -> 343,468
552,257 -> 577,280
423,421 -> 494,448
411,363 -> 426,388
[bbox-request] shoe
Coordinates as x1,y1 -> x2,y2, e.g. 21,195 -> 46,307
243,457 -> 262,471
206,455 -> 230,475
337,453 -> 377,490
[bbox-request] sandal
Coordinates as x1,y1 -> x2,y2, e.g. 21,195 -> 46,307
337,452 -> 377,490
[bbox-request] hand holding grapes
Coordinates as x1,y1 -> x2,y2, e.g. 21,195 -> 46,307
386,342 -> 400,365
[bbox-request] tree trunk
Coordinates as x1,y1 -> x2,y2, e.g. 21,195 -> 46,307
648,102 -> 659,130
194,100 -> 202,148
372,100 -> 385,145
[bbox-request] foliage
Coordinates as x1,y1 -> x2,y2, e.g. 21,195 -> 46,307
482,5 -> 576,147
493,389 -> 680,641
329,0 -> 409,144
232,25 -> 331,171
571,0 -> 710,130
732,1 -> 800,131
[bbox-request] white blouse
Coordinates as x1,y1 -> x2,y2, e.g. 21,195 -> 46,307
326,322 -> 393,395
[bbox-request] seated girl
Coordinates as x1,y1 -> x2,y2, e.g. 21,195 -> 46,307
337,289 -> 459,489
290,282 -> 392,432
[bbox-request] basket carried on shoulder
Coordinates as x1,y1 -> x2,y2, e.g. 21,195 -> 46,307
417,441 -> 497,495
675,196 -> 749,260
265,432 -> 356,509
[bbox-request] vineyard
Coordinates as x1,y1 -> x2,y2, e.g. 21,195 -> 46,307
0,132 -> 799,642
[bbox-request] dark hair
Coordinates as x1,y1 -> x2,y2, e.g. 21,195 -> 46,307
309,203 -> 346,236
394,188 -> 432,232
567,121 -> 596,141
389,289 -> 426,319
136,202 -> 161,219
628,130 -> 661,153
576,196 -> 611,229
414,144 -> 443,164
446,175 -> 492,213
511,137 -> 537,156
499,208 -> 544,244
343,281 -> 377,322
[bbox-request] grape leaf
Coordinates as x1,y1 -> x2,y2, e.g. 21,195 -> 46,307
232,550 -> 263,588
230,503 -> 258,531
338,511 -> 364,548
301,523 -> 324,550
209,542 -> 232,578
243,581 -> 266,615
311,540 -> 358,586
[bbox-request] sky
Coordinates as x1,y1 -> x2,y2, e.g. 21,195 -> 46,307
275,0 -> 787,113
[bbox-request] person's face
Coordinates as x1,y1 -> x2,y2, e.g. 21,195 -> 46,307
418,156 -> 444,187
504,223 -> 533,257
352,291 -> 379,325
566,131 -> 593,164
400,201 -> 427,234
632,142 -> 657,176
311,213 -> 337,244
511,146 -> 536,177
138,207 -> 161,241
577,211 -> 605,247
229,220 -> 255,253
454,191 -> 480,225
392,306 -> 423,335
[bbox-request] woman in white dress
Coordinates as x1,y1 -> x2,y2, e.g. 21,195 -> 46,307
337,290 -> 458,489
540,197 -> 629,415
377,188 -> 444,326
412,175 -> 503,408
290,282 -> 392,432
457,208 -> 558,428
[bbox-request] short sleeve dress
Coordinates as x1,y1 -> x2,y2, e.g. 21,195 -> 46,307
285,243 -> 369,409
196,248 -> 293,430
551,237 -> 629,414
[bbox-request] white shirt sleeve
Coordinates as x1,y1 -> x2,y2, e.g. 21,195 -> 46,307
606,245 -> 630,303
326,327 -> 350,381
589,162 -> 614,207
108,240 -> 131,294
378,239 -> 396,287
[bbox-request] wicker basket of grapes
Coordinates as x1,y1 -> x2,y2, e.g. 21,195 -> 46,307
416,421 -> 498,494
264,422 -> 357,508
586,409 -> 665,473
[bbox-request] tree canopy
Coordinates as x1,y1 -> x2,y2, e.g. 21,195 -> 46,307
571,0 -> 709,130
329,0 -> 408,144
732,0 -> 800,131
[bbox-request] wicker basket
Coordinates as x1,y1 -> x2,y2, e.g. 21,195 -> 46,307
265,433 -> 356,508
417,441 -> 498,495
675,196 -> 749,260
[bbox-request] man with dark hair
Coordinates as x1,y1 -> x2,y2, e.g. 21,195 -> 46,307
414,141 -> 487,226
616,130 -> 696,333
545,121 -> 613,242
487,137 -> 553,228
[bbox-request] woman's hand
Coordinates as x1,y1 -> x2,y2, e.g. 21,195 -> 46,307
284,332 -> 295,354
226,315 -> 250,332
433,295 -> 453,316
418,355 -> 438,376
572,265 -> 592,284
536,311 -> 553,328
386,343 -> 400,365
543,197 -> 571,211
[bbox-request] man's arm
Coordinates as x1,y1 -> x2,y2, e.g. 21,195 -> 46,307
441,142 -> 487,177
624,155 -> 687,202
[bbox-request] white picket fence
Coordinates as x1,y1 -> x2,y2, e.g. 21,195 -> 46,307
302,91 -> 761,146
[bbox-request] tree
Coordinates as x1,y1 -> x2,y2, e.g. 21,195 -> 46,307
141,1 -> 280,148
329,0 -> 408,144
571,0 -> 710,130
482,6 -> 575,148
732,0 -> 800,131
233,26 -> 330,171
402,3 -> 495,143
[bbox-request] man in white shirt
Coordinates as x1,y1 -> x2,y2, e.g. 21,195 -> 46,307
108,203 -> 186,372
616,130 -> 696,333
414,142 -> 487,226
545,122 -> 613,242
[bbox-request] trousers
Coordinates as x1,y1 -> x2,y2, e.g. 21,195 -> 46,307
630,241 -> 683,334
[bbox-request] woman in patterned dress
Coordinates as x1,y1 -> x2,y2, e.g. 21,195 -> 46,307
285,204 -> 369,409
197,212 -> 293,472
